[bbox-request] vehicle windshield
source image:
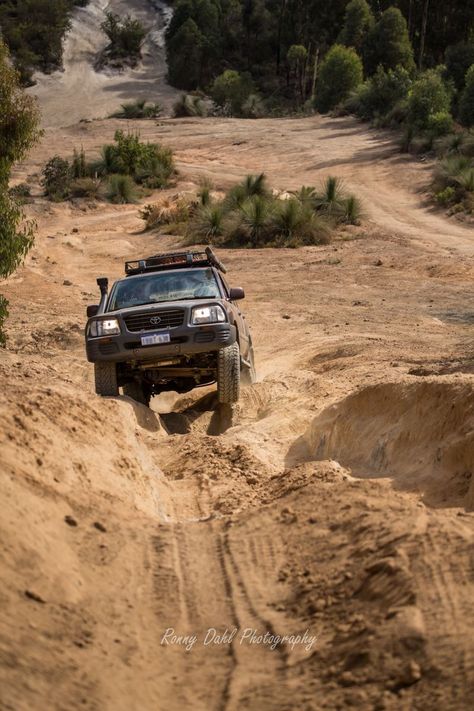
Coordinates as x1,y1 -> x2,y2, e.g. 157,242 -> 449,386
108,268 -> 221,310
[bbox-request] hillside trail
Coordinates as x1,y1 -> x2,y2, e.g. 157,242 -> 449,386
2,5 -> 474,710
27,0 -> 178,127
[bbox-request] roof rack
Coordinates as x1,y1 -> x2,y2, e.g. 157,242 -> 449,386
124,247 -> 227,276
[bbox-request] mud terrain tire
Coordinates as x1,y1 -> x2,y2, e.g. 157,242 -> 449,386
123,381 -> 151,407
217,343 -> 241,404
94,362 -> 118,397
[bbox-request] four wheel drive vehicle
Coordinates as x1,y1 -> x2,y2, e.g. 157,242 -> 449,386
84,248 -> 255,406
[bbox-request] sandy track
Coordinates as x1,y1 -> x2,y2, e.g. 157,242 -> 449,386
2,68 -> 474,710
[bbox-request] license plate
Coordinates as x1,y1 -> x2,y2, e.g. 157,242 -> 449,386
141,332 -> 171,346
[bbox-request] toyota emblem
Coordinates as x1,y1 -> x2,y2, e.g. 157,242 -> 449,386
150,316 -> 162,325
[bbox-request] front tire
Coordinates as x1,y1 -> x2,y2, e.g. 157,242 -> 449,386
217,343 -> 241,404
94,361 -> 118,397
122,380 -> 151,407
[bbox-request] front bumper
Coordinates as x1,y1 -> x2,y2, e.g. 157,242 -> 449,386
86,322 -> 237,363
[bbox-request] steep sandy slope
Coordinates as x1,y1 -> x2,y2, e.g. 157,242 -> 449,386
2,110 -> 474,707
27,0 -> 178,126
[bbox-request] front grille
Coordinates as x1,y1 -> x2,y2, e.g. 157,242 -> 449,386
123,309 -> 185,333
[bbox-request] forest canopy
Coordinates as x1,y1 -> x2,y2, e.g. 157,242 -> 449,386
165,0 -> 474,103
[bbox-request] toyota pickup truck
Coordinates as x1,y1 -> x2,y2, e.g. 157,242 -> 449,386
85,248 -> 255,406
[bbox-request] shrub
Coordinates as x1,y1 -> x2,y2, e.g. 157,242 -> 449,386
445,42 -> 474,91
41,156 -> 71,200
106,174 -> 137,204
460,65 -> 474,127
343,195 -> 364,224
433,155 -> 472,192
435,186 -> 456,206
95,130 -> 174,186
100,12 -> 146,60
315,45 -> 363,114
181,174 -> 362,249
365,7 -> 415,75
225,173 -> 270,209
348,65 -> 411,120
190,204 -> 227,242
111,100 -> 162,119
9,182 -> 31,201
272,198 -> 331,246
211,70 -> 255,116
167,19 -> 205,90
140,197 -> 194,229
173,94 -> 207,117
241,93 -> 265,118
426,111 -> 454,137
339,0 -> 374,54
407,70 -> 451,130
69,177 -> 101,199
231,196 -> 275,246
314,176 -> 347,217
0,39 -> 40,344
72,147 -> 87,178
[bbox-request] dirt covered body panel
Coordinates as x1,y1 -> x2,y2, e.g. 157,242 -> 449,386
84,252 -> 253,400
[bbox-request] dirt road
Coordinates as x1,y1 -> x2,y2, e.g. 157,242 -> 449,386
1,94 -> 474,711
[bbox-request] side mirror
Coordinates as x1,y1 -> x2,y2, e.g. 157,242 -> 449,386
229,287 -> 245,301
87,304 -> 99,318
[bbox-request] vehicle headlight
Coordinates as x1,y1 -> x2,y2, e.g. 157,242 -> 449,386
191,305 -> 226,325
89,318 -> 121,337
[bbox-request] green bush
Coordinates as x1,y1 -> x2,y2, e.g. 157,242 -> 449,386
180,174 -> 362,248
460,65 -> 474,127
0,39 -> 40,344
110,100 -> 162,119
190,204 -> 227,242
167,18 -> 205,90
9,182 -> 31,201
41,156 -> 71,200
100,11 -> 146,60
106,174 -> 137,204
96,130 -> 174,186
69,177 -> 100,198
407,70 -> 451,130
445,42 -> 474,91
435,186 -> 456,206
173,94 -> 207,117
365,7 -> 415,75
271,198 -> 331,246
211,70 -> 256,116
315,45 -> 363,114
339,0 -> 374,54
348,65 -> 411,121
427,111 -> 454,137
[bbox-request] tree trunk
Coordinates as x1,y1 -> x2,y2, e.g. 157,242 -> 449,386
311,47 -> 319,104
419,0 -> 430,69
